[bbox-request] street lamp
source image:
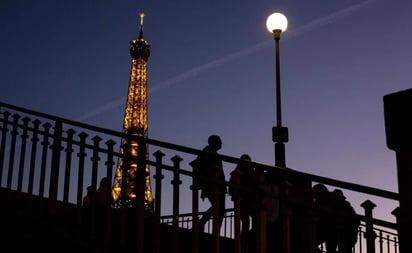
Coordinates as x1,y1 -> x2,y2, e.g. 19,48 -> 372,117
266,12 -> 288,168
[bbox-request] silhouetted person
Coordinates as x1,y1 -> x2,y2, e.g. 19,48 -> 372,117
83,185 -> 94,207
329,189 -> 360,253
197,135 -> 226,232
95,177 -> 113,207
314,184 -> 360,253
229,154 -> 256,253
91,177 -> 113,243
313,183 -> 335,252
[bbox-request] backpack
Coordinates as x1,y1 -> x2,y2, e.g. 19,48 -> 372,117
194,159 -> 207,189
342,200 -> 360,244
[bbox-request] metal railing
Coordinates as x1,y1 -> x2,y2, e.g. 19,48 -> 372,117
0,101 -> 400,253
160,209 -> 399,253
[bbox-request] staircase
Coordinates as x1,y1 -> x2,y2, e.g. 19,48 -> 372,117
0,101 -> 401,253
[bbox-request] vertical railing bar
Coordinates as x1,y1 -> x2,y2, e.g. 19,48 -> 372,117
378,230 -> 383,253
26,119 -> 40,220
28,119 -> 40,196
91,136 -> 101,192
211,164 -> 223,253
307,187 -> 318,253
17,117 -> 30,193
48,119 -> 63,220
89,135 -> 102,244
120,142 -> 128,208
386,234 -> 390,253
153,150 -> 165,253
0,111 -> 11,186
75,132 -> 88,241
104,139 -> 116,245
62,128 -> 75,228
63,129 -> 75,204
118,142 -> 130,247
190,159 -> 200,253
256,171 -> 270,253
361,200 -> 377,253
76,132 -> 88,206
6,113 -> 20,190
358,227 -> 363,253
280,181 -> 291,253
171,155 -> 183,253
135,139 -> 147,253
394,236 -> 398,253
39,122 -> 52,198
231,169 -> 241,253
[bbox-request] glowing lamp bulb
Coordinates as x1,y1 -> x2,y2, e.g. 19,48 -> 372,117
266,12 -> 288,33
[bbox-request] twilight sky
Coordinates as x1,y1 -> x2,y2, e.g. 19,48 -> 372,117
1,0 -> 411,222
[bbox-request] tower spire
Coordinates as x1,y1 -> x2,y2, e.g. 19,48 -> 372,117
139,12 -> 145,39
112,13 -> 153,210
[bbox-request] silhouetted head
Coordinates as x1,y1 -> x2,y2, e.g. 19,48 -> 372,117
238,154 -> 253,173
99,177 -> 110,188
208,135 -> 222,151
331,189 -> 346,200
313,183 -> 330,203
86,185 -> 94,194
240,154 -> 251,161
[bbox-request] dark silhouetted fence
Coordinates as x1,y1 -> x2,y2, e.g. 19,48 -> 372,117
0,101 -> 400,253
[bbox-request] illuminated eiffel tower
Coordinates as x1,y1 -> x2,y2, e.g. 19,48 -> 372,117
112,13 -> 153,209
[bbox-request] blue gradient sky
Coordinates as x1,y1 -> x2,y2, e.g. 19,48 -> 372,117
2,0 -> 411,221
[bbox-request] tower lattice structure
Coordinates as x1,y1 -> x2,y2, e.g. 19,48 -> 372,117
112,13 -> 153,209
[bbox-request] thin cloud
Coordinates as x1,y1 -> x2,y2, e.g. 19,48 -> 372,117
74,98 -> 125,121
284,0 -> 376,40
76,0 -> 376,122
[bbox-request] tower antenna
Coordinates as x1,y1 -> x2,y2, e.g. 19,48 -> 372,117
139,12 -> 145,38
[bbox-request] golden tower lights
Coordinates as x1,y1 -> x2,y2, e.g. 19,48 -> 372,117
112,13 -> 153,210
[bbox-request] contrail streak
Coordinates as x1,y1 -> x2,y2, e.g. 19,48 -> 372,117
75,98 -> 124,121
76,0 -> 376,122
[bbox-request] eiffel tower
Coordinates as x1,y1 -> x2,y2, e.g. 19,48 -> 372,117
112,13 -> 153,210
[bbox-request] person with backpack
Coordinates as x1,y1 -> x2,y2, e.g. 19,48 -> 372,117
330,189 -> 360,253
196,135 -> 227,233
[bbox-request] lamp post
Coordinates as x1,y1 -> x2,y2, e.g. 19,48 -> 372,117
266,12 -> 288,168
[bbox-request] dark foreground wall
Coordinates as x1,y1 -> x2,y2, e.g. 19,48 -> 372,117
0,188 -> 233,253
384,88 -> 412,253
